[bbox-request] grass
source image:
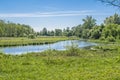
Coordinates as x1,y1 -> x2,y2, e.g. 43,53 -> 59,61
0,44 -> 120,80
0,37 -> 120,80
88,39 -> 120,45
0,36 -> 79,47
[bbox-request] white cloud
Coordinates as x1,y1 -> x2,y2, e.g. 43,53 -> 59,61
0,10 -> 108,17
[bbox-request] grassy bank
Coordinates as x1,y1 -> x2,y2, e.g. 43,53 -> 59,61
87,39 -> 120,44
0,36 -> 78,47
0,45 -> 120,80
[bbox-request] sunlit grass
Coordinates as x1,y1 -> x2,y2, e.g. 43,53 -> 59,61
0,36 -> 78,47
0,45 -> 120,80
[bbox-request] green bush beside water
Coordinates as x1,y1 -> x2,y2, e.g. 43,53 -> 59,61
0,44 -> 120,80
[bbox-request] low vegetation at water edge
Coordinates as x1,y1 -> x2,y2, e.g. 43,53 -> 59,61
0,36 -> 78,47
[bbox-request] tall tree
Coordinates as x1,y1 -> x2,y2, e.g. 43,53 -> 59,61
104,13 -> 120,25
82,16 -> 96,29
50,30 -> 55,36
42,27 -> 48,36
0,20 -> 35,37
55,29 -> 62,36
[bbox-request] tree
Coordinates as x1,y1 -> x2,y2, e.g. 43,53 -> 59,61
0,27 -> 3,37
55,29 -> 62,36
81,29 -> 89,39
98,0 -> 120,8
28,34 -> 36,39
66,27 -> 70,32
47,31 -> 55,36
0,20 -> 35,37
63,27 -> 73,37
42,28 -> 48,36
73,25 -> 83,37
101,24 -> 119,39
82,16 -> 96,29
50,30 -> 55,36
90,26 -> 101,39
104,13 -> 120,25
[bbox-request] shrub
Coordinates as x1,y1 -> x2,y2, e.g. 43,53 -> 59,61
107,36 -> 116,42
66,41 -> 79,56
100,37 -> 105,41
28,34 -> 36,39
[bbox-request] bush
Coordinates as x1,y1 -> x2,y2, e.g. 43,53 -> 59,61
66,41 -> 79,56
107,36 -> 116,42
28,34 -> 36,39
100,37 -> 105,41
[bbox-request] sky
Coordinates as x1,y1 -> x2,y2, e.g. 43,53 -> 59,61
0,0 -> 119,31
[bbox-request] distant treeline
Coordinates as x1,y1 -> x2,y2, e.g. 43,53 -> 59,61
0,20 -> 34,37
38,13 -> 120,42
0,13 -> 120,42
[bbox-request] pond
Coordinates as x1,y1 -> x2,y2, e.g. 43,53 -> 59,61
0,40 -> 97,55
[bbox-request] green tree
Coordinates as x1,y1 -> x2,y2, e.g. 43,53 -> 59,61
0,27 -> 3,37
104,13 -> 120,25
50,30 -> 55,36
90,27 -> 101,39
74,25 -> 83,37
28,34 -> 36,39
81,29 -> 89,39
42,27 -> 48,36
55,29 -> 62,36
82,16 -> 96,29
101,24 -> 119,39
63,27 -> 73,37
0,20 -> 35,37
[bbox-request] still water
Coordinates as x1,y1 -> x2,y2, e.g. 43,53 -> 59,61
0,40 -> 97,54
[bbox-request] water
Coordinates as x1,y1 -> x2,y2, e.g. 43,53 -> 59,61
0,40 -> 97,55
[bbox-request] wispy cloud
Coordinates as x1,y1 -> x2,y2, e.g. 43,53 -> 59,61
0,10 -> 108,17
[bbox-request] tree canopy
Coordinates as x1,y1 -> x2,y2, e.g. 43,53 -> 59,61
0,20 -> 35,37
104,13 -> 120,25
0,13 -> 120,42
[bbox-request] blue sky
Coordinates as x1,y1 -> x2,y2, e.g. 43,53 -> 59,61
0,0 -> 119,31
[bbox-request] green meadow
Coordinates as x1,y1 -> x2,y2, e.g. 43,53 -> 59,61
0,43 -> 120,80
0,36 -> 78,47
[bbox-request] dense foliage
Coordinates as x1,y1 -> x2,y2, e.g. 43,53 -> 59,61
0,13 -> 120,42
39,13 -> 120,42
0,20 -> 35,37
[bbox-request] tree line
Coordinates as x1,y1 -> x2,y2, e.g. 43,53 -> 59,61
0,20 -> 35,37
38,13 -> 120,41
0,13 -> 120,42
